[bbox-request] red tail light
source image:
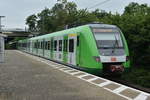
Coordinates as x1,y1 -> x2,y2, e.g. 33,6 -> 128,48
94,56 -> 101,62
110,66 -> 116,72
126,56 -> 129,61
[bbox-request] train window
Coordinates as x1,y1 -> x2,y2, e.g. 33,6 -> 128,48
44,41 -> 46,49
33,42 -> 36,48
54,40 -> 57,51
43,41 -> 45,49
77,36 -> 79,46
39,42 -> 41,49
46,41 -> 47,50
38,42 -> 41,49
40,42 -> 42,49
69,39 -> 74,52
51,40 -> 53,50
41,41 -> 44,49
46,41 -> 48,50
38,42 -> 40,49
48,41 -> 50,50
43,41 -> 44,49
27,42 -> 30,48
42,41 -> 44,49
44,40 -> 46,49
26,42 -> 28,48
40,42 -> 43,49
26,42 -> 27,48
36,42 -> 38,48
39,42 -> 40,48
44,41 -> 47,50
37,42 -> 39,48
34,42 -> 35,48
36,42 -> 37,48
59,40 -> 62,51
35,41 -> 38,48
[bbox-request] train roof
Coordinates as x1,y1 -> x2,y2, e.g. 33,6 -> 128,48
87,23 -> 117,28
27,23 -> 118,41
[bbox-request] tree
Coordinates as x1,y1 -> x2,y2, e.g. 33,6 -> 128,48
37,8 -> 53,34
124,2 -> 149,15
26,14 -> 37,32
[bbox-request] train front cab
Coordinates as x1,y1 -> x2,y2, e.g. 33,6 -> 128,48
90,24 -> 130,74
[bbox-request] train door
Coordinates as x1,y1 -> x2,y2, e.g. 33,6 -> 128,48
36,40 -> 38,54
28,40 -> 30,52
32,40 -> 34,53
58,36 -> 63,61
26,42 -> 28,51
44,39 -> 50,58
44,39 -> 47,58
68,34 -> 77,65
50,38 -> 53,59
29,40 -> 32,53
53,37 -> 58,60
63,36 -> 68,63
48,39 -> 51,59
27,41 -> 29,52
42,39 -> 45,56
29,41 -> 31,52
38,40 -> 42,56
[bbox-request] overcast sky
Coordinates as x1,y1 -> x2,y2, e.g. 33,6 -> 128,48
0,0 -> 150,29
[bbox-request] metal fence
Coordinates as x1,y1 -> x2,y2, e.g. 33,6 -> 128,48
0,36 -> 5,63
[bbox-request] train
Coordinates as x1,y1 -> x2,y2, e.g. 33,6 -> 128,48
17,23 -> 130,75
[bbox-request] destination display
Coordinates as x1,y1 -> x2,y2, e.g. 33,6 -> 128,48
93,28 -> 119,33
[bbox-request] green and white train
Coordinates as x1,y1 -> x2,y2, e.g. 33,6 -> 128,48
18,23 -> 130,75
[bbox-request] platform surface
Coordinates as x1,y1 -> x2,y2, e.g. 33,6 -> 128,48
0,50 -> 149,100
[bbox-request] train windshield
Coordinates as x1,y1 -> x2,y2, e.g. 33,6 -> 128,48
93,28 -> 124,49
92,28 -> 125,56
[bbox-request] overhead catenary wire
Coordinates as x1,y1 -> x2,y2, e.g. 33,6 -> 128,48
87,0 -> 112,10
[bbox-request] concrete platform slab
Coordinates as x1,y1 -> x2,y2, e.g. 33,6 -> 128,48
104,83 -> 121,90
92,78 -> 106,84
120,88 -> 140,99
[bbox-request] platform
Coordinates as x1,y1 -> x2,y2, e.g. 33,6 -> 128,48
0,50 -> 149,100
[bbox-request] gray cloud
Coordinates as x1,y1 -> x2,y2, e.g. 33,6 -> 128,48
0,0 -> 150,29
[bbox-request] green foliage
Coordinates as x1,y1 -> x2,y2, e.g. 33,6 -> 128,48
122,67 -> 150,87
